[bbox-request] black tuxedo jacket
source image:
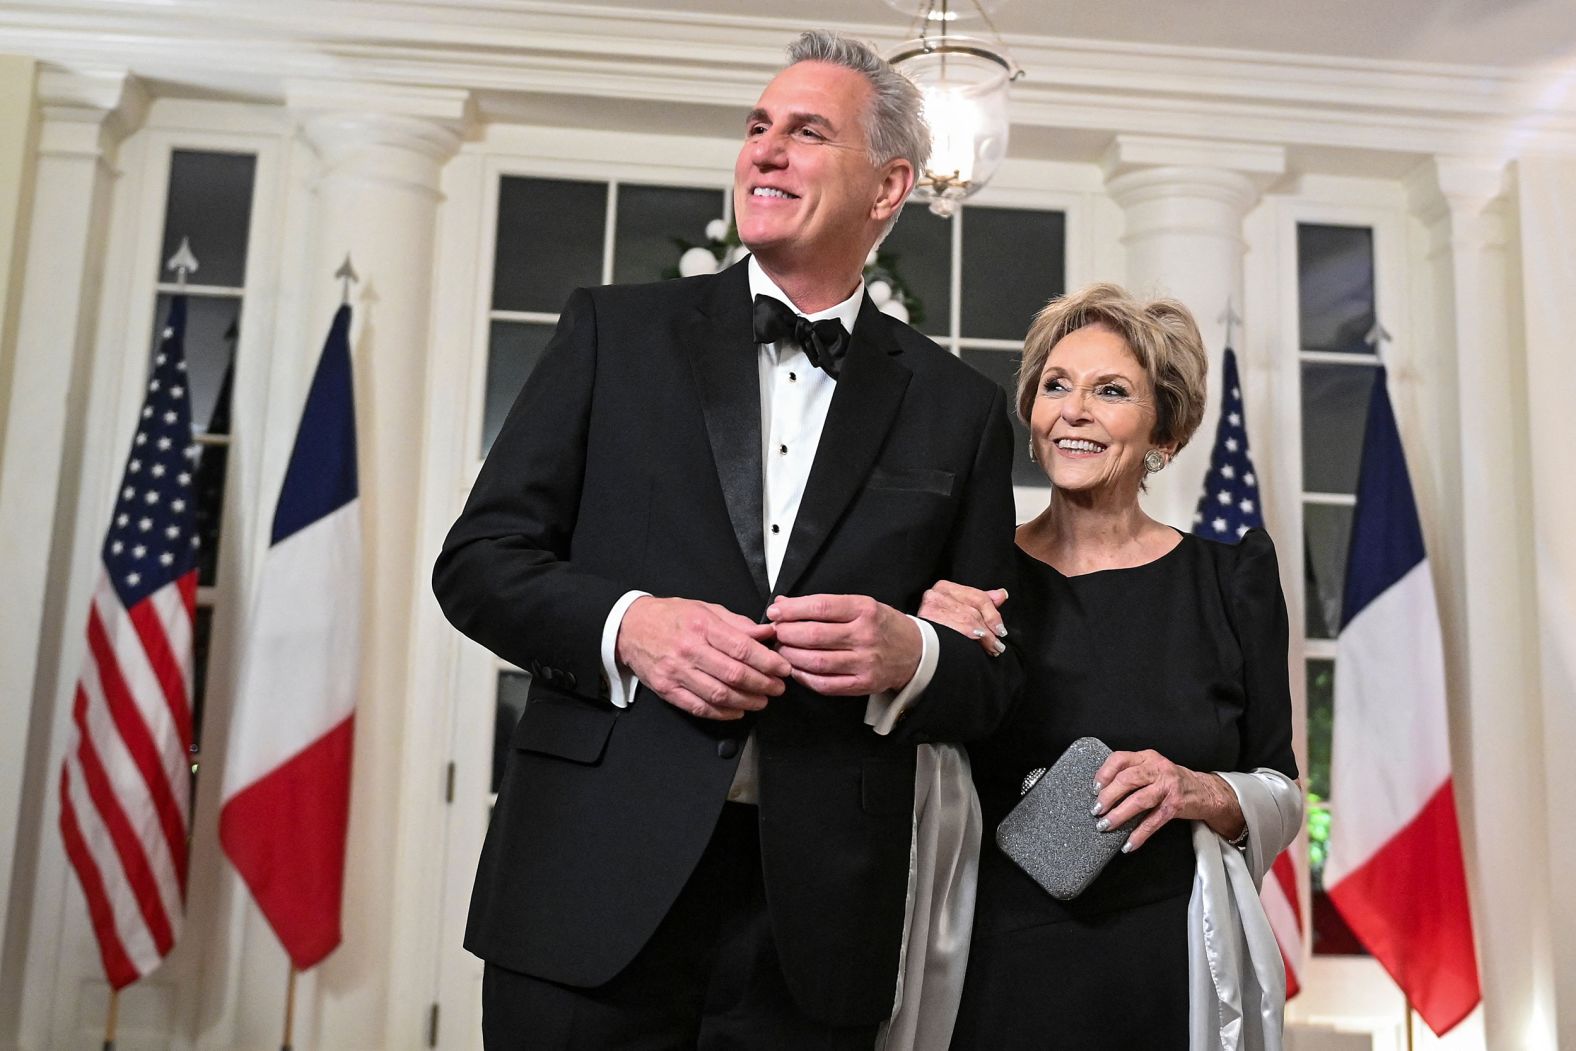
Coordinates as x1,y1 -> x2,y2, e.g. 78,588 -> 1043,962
433,260 -> 1020,1026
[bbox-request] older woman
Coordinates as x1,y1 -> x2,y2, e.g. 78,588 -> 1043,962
920,283 -> 1301,1050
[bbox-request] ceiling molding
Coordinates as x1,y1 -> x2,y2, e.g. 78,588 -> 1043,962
3,0 -> 1574,160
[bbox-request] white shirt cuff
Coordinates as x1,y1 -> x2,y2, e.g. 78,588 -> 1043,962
600,590 -> 651,708
864,615 -> 938,736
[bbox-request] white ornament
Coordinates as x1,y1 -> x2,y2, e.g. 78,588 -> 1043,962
866,248 -> 879,267
880,299 -> 910,324
867,280 -> 892,307
679,246 -> 719,277
706,219 -> 728,242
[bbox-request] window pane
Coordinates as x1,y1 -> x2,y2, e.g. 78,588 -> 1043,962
482,321 -> 557,455
193,437 -> 228,588
1297,224 -> 1375,354
1306,659 -> 1333,801
492,177 -> 607,313
191,605 -> 213,758
878,206 -> 952,336
158,150 -> 257,289
1300,362 -> 1376,495
493,670 -> 532,794
152,293 -> 241,436
613,184 -> 724,286
959,348 -> 1045,488
961,207 -> 1065,342
1303,502 -> 1353,639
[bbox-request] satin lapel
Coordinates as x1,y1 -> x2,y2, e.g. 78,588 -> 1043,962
684,262 -> 770,600
773,296 -> 911,597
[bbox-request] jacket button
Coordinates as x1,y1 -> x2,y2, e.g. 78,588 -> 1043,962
561,671 -> 577,691
717,738 -> 740,759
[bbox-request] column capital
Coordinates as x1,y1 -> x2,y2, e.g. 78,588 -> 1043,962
287,81 -> 472,194
1405,155 -> 1509,222
1101,136 -> 1286,225
34,68 -> 148,163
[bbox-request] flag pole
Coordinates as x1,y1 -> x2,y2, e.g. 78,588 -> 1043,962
103,987 -> 119,1051
1404,998 -> 1415,1051
281,965 -> 297,1051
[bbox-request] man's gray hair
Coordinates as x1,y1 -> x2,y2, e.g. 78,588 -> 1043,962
787,29 -> 931,187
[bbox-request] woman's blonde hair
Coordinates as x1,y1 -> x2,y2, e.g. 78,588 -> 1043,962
1016,282 -> 1208,452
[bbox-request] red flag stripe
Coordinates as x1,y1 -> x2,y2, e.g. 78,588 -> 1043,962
86,601 -> 190,888
75,657 -> 187,924
94,583 -> 193,795
58,773 -> 140,990
220,717 -> 354,970
1264,852 -> 1303,999
1327,782 -> 1480,1036
67,697 -> 176,954
129,582 -> 195,754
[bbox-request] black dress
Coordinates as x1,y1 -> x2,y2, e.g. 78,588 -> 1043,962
950,529 -> 1298,1051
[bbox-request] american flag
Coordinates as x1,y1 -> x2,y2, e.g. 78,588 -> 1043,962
59,296 -> 199,988
1191,345 -> 1304,998
1193,347 -> 1264,538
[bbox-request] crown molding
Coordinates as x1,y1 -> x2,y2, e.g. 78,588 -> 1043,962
3,0 -> 1574,161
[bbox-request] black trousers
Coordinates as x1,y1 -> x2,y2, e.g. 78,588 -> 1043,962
481,803 -> 882,1050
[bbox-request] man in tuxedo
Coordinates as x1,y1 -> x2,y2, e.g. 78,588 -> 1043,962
434,29 -> 1019,1048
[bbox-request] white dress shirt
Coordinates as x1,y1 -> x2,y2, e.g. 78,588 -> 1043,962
596,257 -> 938,802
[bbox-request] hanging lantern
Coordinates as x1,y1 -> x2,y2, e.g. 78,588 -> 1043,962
885,1 -> 1021,217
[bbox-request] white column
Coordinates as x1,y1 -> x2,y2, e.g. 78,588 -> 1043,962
1510,154 -> 1576,1051
279,81 -> 467,1049
1406,156 -> 1551,1049
1102,135 -> 1286,528
0,68 -> 145,998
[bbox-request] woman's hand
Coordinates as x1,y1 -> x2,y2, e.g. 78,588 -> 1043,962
1091,749 -> 1246,852
917,580 -> 1009,656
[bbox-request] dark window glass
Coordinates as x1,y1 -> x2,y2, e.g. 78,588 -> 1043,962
961,207 -> 1065,341
191,606 -> 214,757
1305,659 -> 1333,801
878,206 -> 952,336
158,151 -> 257,289
613,184 -> 725,286
492,177 -> 607,313
493,670 -> 532,794
193,437 -> 228,589
1303,502 -> 1353,640
482,321 -> 557,455
959,348 -> 1043,488
1296,224 -> 1376,354
1300,362 -> 1377,495
152,293 -> 240,435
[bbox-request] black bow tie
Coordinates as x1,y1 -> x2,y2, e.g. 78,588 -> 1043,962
752,295 -> 850,379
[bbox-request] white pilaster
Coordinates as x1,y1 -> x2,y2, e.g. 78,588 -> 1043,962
1406,154 -> 1549,1049
1510,153 -> 1576,1051
0,66 -> 146,1002
276,81 -> 468,1050
1102,135 -> 1286,528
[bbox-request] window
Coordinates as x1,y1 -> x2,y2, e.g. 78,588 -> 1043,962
482,173 -> 728,785
151,148 -> 257,780
1296,221 -> 1379,955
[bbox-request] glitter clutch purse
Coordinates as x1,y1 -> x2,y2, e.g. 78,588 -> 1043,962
995,736 -> 1136,901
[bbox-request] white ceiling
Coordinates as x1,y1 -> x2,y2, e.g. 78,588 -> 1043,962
591,0 -> 1576,70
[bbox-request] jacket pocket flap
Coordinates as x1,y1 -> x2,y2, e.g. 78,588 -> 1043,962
866,466 -> 955,497
511,696 -> 616,765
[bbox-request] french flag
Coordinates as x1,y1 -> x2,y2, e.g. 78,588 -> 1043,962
1324,368 -> 1480,1035
219,305 -> 360,970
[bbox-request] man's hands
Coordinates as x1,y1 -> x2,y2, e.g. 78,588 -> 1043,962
767,594 -> 922,696
615,597 -> 790,720
615,593 -> 923,719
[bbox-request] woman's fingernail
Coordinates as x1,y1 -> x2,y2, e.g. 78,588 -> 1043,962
993,624 -> 1008,638
1121,841 -> 1135,853
992,639 -> 1006,655
1089,802 -> 1105,817
1092,779 -> 1104,792
1095,817 -> 1110,832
